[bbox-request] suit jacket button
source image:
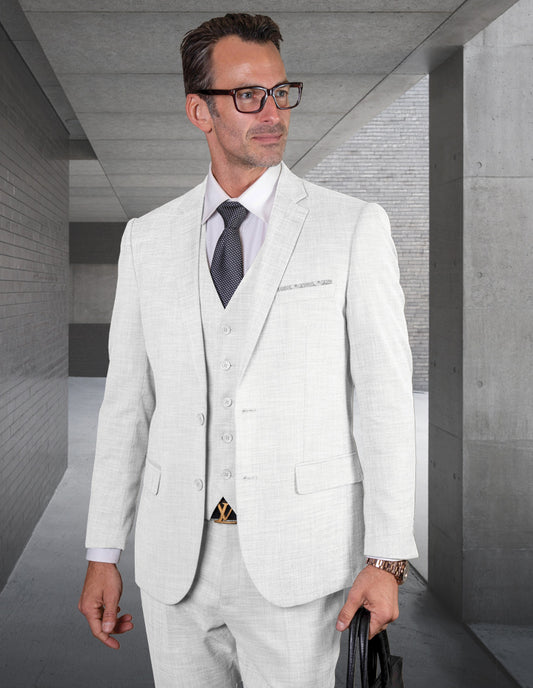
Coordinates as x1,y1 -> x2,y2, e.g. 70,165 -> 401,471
197,412 -> 205,425
193,479 -> 204,491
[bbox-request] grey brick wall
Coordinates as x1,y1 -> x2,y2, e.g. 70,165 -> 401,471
304,77 -> 429,391
0,24 -> 69,590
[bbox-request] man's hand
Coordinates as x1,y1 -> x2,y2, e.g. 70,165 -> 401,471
336,564 -> 399,638
78,561 -> 134,649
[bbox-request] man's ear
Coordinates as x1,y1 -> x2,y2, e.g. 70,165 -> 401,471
186,93 -> 213,134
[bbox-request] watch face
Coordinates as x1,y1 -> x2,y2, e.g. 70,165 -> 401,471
394,561 -> 408,583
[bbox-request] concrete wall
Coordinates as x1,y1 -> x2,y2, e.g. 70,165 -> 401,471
0,23 -> 69,590
305,78 -> 429,391
69,222 -> 123,376
428,49 -> 465,619
429,0 -> 533,624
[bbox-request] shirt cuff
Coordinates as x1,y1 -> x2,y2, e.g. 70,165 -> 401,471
365,555 -> 402,562
86,547 -> 121,564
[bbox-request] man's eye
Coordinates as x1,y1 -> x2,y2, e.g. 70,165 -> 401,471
275,88 -> 288,98
238,90 -> 255,100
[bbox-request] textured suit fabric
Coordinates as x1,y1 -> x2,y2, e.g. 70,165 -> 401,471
141,521 -> 343,688
86,162 -> 418,607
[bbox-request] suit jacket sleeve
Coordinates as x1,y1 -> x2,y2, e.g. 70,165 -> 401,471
85,218 -> 156,550
346,202 -> 418,560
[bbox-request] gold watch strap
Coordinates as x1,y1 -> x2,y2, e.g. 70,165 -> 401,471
365,558 -> 409,585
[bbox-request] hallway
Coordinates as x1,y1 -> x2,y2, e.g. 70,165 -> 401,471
0,378 -> 520,687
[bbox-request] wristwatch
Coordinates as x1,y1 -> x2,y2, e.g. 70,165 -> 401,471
365,558 -> 409,585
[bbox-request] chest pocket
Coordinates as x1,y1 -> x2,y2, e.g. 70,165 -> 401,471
275,279 -> 335,304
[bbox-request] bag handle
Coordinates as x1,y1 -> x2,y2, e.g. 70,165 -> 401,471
346,607 -> 393,688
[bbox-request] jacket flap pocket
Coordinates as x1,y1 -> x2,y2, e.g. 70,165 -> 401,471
295,451 -> 363,495
144,460 -> 161,495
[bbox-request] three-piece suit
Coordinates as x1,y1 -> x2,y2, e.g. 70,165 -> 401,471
86,161 -> 417,685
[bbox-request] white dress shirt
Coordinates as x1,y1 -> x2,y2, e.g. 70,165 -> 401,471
203,163 -> 281,272
86,164 -> 396,565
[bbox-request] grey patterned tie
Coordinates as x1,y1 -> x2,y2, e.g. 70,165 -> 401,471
210,200 -> 249,307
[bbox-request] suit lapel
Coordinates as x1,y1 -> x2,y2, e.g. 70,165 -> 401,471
237,164 -> 308,386
170,180 -> 207,394
167,167 -> 309,391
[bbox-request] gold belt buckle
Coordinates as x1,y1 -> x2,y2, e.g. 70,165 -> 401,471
214,500 -> 237,524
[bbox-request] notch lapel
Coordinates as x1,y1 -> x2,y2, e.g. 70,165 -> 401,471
237,164 -> 308,386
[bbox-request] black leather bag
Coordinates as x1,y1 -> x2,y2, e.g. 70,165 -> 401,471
345,607 -> 404,688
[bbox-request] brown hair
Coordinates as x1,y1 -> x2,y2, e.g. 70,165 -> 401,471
180,13 -> 283,95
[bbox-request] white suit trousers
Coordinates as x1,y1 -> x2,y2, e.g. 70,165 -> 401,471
140,520 -> 345,688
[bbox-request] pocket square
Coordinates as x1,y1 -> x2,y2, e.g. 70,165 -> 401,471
278,279 -> 332,292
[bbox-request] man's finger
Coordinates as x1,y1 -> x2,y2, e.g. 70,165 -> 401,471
114,614 -> 134,635
369,619 -> 388,639
102,607 -> 117,633
85,612 -> 117,648
336,591 -> 364,631
101,594 -> 119,634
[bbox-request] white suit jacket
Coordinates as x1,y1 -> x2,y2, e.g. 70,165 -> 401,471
86,163 -> 418,607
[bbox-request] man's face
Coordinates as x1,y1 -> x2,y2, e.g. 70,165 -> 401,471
204,35 -> 291,175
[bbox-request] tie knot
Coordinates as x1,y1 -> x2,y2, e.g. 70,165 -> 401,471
217,200 -> 249,231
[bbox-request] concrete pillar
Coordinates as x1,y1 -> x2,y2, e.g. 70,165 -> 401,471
429,0 -> 533,624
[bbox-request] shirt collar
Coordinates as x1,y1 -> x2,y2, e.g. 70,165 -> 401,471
202,164 -> 282,225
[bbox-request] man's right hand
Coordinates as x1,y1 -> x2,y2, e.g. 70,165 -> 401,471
78,561 -> 134,649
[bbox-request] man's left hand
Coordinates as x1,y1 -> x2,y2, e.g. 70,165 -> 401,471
336,564 -> 399,638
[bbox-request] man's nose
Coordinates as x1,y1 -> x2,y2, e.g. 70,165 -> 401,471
260,94 -> 281,121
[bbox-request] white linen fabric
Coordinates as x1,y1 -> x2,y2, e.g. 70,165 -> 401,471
85,162 -> 418,607
141,520 -> 343,688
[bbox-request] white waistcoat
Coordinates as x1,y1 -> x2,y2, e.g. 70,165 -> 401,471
198,223 -> 262,519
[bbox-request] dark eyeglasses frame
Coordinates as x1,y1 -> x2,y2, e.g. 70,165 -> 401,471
195,82 -> 303,113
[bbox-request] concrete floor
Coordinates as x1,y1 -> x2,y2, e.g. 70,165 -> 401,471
0,378 -> 522,687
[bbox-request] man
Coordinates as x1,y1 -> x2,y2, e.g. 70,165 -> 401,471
79,12 -> 417,688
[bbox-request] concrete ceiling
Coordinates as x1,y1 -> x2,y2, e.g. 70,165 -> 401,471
0,0 -> 518,222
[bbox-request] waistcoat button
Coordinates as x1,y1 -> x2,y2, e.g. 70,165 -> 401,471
222,469 -> 232,480
193,479 -> 204,491
221,359 -> 231,370
222,324 -> 231,335
222,433 -> 233,443
197,412 -> 205,425
223,397 -> 232,407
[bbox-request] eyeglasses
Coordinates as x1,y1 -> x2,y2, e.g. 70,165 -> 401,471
195,82 -> 303,113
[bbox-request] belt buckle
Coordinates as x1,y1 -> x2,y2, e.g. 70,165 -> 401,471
213,500 -> 237,524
